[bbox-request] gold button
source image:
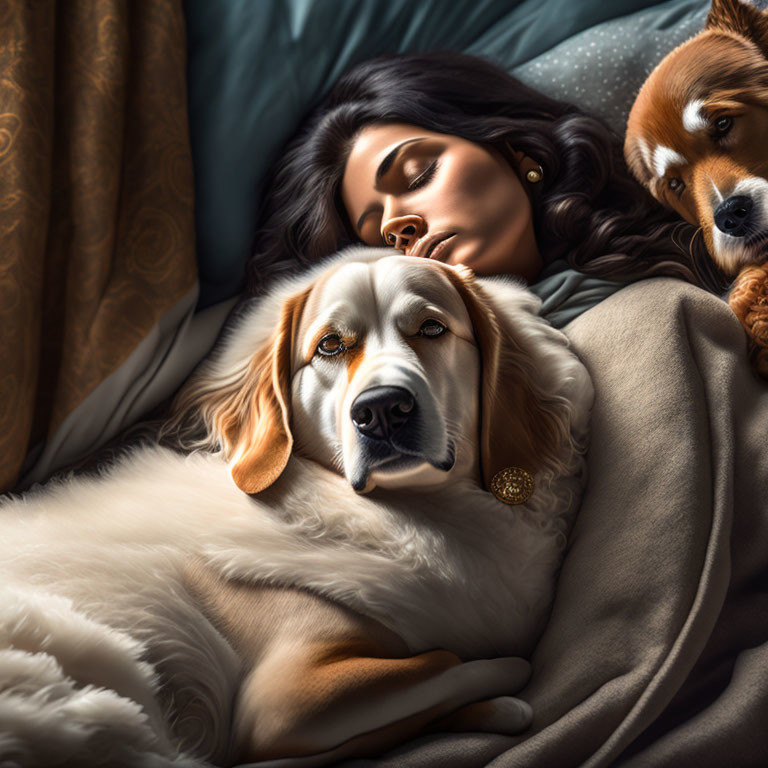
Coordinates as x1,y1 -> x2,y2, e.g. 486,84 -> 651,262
490,467 -> 535,505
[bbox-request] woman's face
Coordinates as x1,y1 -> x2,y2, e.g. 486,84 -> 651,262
340,123 -> 542,281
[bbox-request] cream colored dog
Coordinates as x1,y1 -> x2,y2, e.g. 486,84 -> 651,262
0,248 -> 593,767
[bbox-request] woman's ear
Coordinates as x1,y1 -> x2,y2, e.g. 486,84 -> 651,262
168,286 -> 311,495
506,143 -> 544,185
442,267 -> 567,502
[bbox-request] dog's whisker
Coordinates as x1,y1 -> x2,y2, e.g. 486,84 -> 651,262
329,444 -> 346,473
744,229 -> 768,249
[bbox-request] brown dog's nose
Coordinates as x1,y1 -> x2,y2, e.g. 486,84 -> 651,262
714,195 -> 754,237
350,386 -> 415,440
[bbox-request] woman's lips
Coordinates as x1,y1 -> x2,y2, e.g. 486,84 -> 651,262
427,233 -> 457,261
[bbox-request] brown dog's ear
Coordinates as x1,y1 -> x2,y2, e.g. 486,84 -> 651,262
167,286 -> 311,495
706,0 -> 768,54
442,267 -> 569,502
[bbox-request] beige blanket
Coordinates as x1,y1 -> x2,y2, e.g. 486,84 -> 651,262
325,278 -> 768,767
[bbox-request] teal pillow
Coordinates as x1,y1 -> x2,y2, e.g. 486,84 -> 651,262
512,0 -> 708,135
184,0 -> 686,307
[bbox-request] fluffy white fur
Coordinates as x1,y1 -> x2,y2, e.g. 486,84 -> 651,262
0,247 -> 593,766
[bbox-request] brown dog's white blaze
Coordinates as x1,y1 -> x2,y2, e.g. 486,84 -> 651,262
625,0 -> 768,274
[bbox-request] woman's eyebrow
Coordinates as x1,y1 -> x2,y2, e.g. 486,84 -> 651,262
375,137 -> 426,182
355,137 -> 426,233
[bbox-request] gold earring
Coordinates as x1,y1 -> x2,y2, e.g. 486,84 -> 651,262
526,166 -> 543,184
489,467 -> 535,505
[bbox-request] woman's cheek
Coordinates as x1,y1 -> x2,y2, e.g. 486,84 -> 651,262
460,157 -> 524,229
432,151 -> 489,217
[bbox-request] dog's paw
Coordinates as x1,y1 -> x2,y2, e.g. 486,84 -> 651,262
430,694 -> 533,736
730,265 -> 768,345
476,695 -> 533,734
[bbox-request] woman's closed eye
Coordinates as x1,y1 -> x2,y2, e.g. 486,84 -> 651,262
407,160 -> 439,191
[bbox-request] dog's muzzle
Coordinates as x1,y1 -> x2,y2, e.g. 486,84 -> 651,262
348,385 -> 455,490
714,195 -> 754,238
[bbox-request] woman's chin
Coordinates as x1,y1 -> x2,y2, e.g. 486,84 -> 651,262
458,242 -> 541,280
448,242 -> 501,274
444,239 -> 482,270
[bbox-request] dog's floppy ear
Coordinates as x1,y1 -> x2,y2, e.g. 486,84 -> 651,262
706,0 -> 768,55
168,286 -> 311,495
226,288 -> 310,494
442,267 -> 569,500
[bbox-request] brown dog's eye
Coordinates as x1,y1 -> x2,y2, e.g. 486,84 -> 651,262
418,319 -> 447,338
712,115 -> 733,139
668,177 -> 685,196
317,334 -> 345,356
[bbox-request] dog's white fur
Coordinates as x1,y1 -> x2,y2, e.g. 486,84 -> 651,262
711,175 -> 768,273
0,247 -> 593,766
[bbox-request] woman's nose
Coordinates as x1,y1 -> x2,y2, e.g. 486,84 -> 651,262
381,215 -> 425,251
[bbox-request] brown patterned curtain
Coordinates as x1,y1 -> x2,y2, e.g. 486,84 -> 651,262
0,0 -> 197,492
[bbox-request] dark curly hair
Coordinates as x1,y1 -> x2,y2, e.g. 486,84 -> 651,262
246,50 -> 726,296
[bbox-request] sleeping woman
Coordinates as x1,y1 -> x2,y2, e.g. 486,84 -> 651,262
246,49 -> 726,303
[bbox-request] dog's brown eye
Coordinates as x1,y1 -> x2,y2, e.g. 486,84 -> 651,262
713,115 -> 733,138
668,177 -> 685,195
317,334 -> 344,356
418,319 -> 447,338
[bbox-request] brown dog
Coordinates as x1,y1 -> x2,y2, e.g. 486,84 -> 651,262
624,0 -> 768,374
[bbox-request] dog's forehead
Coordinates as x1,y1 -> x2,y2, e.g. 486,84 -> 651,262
374,257 -> 471,317
628,31 -> 765,165
628,53 -> 696,154
302,256 -> 470,329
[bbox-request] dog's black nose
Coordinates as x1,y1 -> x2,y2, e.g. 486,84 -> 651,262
714,195 -> 754,237
350,386 -> 416,440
